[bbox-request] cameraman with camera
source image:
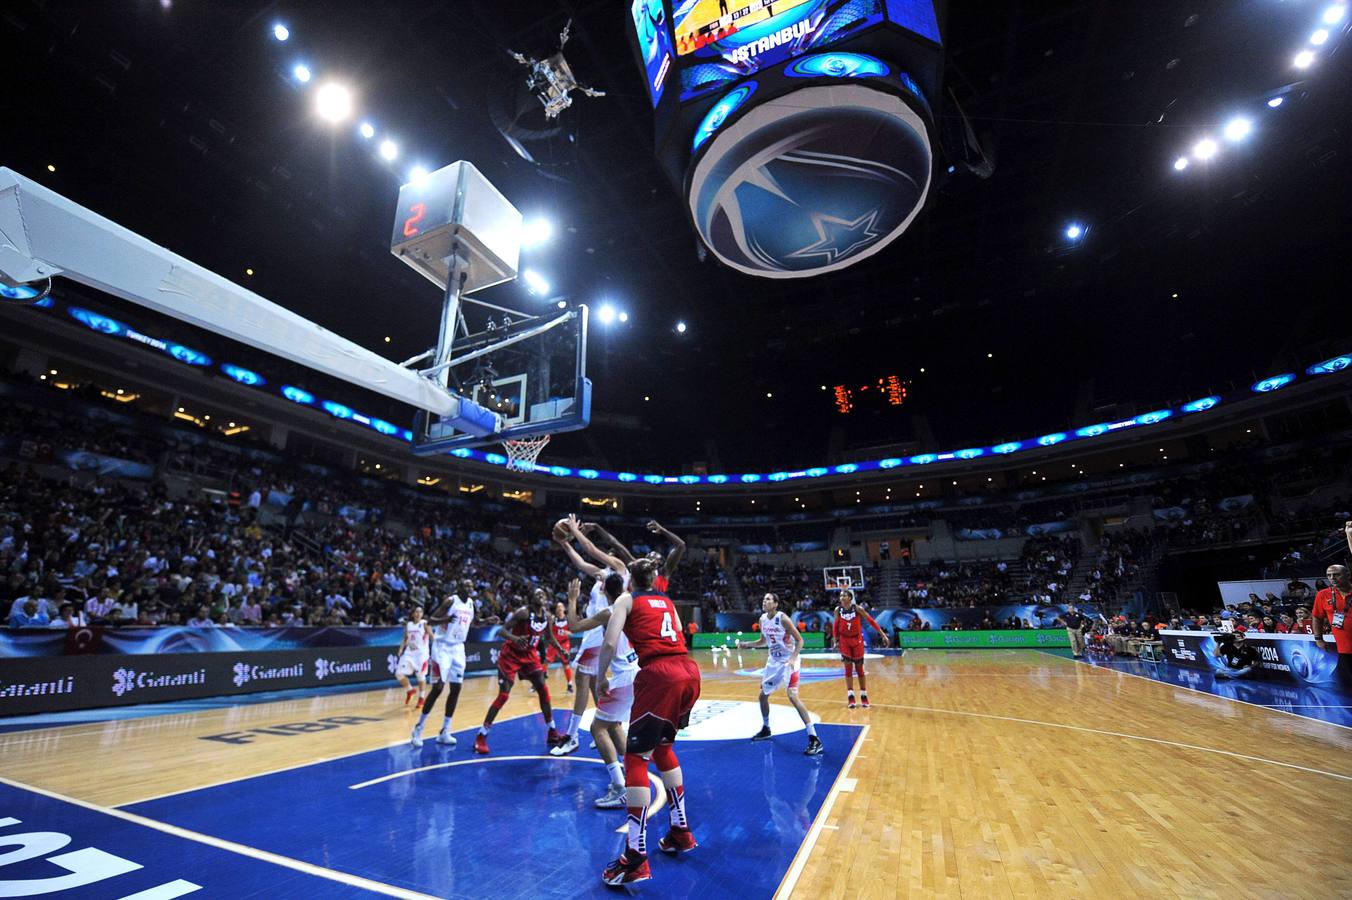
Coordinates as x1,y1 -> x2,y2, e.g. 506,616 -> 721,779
1213,630 -> 1260,679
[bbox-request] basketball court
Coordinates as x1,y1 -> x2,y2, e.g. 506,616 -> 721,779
4,650 -> 1348,898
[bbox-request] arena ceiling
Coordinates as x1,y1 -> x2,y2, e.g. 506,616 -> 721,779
6,1 -> 1349,473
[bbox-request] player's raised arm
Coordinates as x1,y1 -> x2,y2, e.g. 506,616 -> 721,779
862,607 -> 890,648
1345,520 -> 1352,555
566,515 -> 628,574
585,522 -> 635,565
565,577 -> 612,634
648,520 -> 686,575
555,525 -> 604,578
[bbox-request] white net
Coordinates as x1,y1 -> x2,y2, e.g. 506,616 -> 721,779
502,434 -> 551,473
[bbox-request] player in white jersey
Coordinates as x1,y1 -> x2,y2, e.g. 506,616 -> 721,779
411,581 -> 477,747
552,515 -> 629,761
736,593 -> 822,756
395,605 -> 431,707
556,572 -> 640,808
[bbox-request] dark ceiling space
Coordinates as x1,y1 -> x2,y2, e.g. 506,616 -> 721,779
6,0 -> 1349,473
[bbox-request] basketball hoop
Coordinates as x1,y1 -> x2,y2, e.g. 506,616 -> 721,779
502,434 -> 550,473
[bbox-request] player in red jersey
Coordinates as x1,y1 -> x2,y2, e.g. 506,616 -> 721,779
597,558 -> 701,887
473,588 -> 568,754
546,600 -> 575,693
833,589 -> 889,708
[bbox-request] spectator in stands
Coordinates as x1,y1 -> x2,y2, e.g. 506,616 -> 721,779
8,597 -> 50,628
47,602 -> 84,629
186,605 -> 215,628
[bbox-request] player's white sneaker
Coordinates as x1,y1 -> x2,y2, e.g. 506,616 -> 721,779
436,730 -> 456,747
594,784 -> 626,809
410,722 -> 425,748
550,734 -> 580,756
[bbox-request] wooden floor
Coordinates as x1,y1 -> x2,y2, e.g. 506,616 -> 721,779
4,649 -> 1350,898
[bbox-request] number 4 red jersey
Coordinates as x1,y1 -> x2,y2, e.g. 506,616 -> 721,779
623,591 -> 688,666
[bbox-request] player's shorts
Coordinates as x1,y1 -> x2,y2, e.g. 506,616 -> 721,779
546,642 -> 571,666
576,646 -> 601,677
627,654 -> 701,754
761,655 -> 801,694
837,639 -> 866,662
396,650 -> 428,678
595,680 -> 635,724
429,644 -> 466,685
497,649 -> 545,686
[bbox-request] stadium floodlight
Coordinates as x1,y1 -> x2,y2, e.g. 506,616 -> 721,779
408,165 -> 429,185
315,83 -> 352,123
273,24 -> 290,42
522,268 -> 550,295
1311,28 -> 1330,45
1193,137 -> 1218,160
522,218 -> 553,247
292,64 -> 312,83
618,311 -> 629,323
676,320 -> 687,333
597,303 -> 617,325
359,121 -> 375,139
1294,49 -> 1316,69
1222,117 -> 1252,142
1267,96 -> 1284,108
1173,156 -> 1189,171
379,139 -> 398,161
1064,223 -> 1083,240
1323,5 -> 1345,25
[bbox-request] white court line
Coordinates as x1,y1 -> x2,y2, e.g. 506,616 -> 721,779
349,754 -> 667,835
1051,651 -> 1352,732
773,723 -> 869,900
117,880 -> 202,899
0,776 -> 436,900
864,701 -> 1352,782
115,708 -> 543,808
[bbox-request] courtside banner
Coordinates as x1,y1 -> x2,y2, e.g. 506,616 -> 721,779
893,629 -> 1070,649
1159,630 -> 1342,686
0,646 -> 395,716
693,632 -> 827,649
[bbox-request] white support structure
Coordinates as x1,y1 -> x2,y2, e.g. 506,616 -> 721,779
0,166 -> 466,418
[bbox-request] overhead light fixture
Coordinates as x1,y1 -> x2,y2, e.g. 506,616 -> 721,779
1293,49 -> 1316,69
556,300 -> 567,309
46,164 -> 56,173
379,139 -> 398,161
315,83 -> 353,122
675,321 -> 687,334
618,311 -> 629,323
273,24 -> 290,42
408,165 -> 429,184
1267,96 -> 1284,108
1193,137 -> 1218,160
1222,117 -> 1252,142
522,219 -> 553,247
1323,5 -> 1345,25
597,303 -> 617,325
1311,28 -> 1330,45
522,269 -> 550,295
1173,156 -> 1189,171
292,64 -> 312,83
359,121 -> 375,139
1064,223 -> 1083,240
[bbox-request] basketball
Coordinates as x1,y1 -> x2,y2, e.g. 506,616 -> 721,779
552,518 -> 570,541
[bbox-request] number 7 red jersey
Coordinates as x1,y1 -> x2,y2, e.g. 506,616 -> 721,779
623,591 -> 688,666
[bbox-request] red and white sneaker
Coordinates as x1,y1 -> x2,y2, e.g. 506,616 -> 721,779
847,697 -> 857,709
861,696 -> 871,709
404,689 -> 416,706
414,696 -> 425,710
601,850 -> 651,886
473,733 -> 489,755
657,827 -> 698,855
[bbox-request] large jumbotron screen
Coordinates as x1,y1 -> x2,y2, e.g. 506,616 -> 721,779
670,0 -> 941,101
